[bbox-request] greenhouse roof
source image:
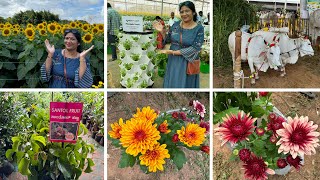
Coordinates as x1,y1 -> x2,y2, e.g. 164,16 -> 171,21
247,0 -> 300,3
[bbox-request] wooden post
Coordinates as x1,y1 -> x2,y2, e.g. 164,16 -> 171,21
234,30 -> 242,88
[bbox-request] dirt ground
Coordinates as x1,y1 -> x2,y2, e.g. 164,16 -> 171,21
213,92 -> 320,180
107,92 -> 210,180
213,48 -> 320,88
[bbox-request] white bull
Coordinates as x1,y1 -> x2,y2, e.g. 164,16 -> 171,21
228,31 -> 281,84
253,31 -> 314,76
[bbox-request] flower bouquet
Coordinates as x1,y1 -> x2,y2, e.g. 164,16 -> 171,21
108,100 -> 209,173
214,92 -> 320,180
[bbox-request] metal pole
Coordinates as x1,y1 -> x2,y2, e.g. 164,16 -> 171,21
234,30 -> 242,88
161,0 -> 164,17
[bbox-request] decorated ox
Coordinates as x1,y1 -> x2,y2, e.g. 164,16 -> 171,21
228,31 -> 281,84
253,31 -> 314,76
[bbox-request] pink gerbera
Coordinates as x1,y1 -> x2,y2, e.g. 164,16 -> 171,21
193,100 -> 206,118
243,155 -> 275,180
214,111 -> 256,146
276,116 -> 320,159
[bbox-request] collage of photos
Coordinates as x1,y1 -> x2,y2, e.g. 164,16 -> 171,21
1,0 -> 320,180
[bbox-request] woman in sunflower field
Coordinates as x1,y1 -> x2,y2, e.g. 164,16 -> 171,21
41,29 -> 94,88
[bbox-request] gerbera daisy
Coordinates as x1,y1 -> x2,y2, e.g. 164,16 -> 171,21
177,123 -> 206,147
82,33 -> 93,44
276,116 -> 320,158
108,118 -> 124,139
133,106 -> 157,123
139,143 -> 170,172
120,117 -> 160,156
2,28 -> 11,36
158,120 -> 171,134
193,100 -> 206,118
267,113 -> 286,136
243,155 -> 275,180
214,111 -> 256,146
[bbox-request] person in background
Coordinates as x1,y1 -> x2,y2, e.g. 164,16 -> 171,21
107,3 -> 121,61
197,11 -> 204,25
168,12 -> 179,29
155,16 -> 165,49
204,12 -> 209,25
41,29 -> 94,88
153,1 -> 204,88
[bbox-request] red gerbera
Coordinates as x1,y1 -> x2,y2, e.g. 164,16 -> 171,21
243,155 -> 275,180
214,111 -> 256,146
286,155 -> 302,170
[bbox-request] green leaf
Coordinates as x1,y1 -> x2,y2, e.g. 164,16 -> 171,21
172,148 -> 187,170
0,75 -> 6,88
31,141 -> 40,153
40,127 -> 49,133
17,51 -> 25,59
94,40 -> 103,49
0,48 -> 11,58
5,149 -> 15,161
139,164 -> 149,174
3,62 -> 16,70
32,135 -> 46,146
49,148 -> 61,157
18,157 -> 32,175
57,159 -> 71,179
26,73 -> 39,88
17,64 -> 28,80
118,151 -> 136,168
84,158 -> 95,173
214,107 -> 239,124
36,48 -> 44,61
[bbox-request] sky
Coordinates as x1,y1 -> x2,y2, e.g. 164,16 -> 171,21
0,0 -> 104,24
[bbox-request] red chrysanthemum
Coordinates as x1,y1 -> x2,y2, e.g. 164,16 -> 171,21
276,158 -> 287,169
201,145 -> 209,154
267,114 -> 286,136
243,155 -> 275,180
276,116 -> 320,158
214,111 -> 256,146
269,135 -> 277,144
172,112 -> 179,119
259,92 -> 269,97
193,100 -> 206,118
286,155 -> 302,170
172,134 -> 179,143
199,121 -> 209,134
256,128 -> 265,136
179,111 -> 187,120
239,148 -> 251,162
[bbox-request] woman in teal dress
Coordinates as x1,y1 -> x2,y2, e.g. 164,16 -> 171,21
153,1 -> 204,88
41,29 -> 94,88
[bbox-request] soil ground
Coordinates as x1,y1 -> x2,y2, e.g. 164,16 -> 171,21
107,92 -> 210,180
213,92 -> 320,180
213,48 -> 320,88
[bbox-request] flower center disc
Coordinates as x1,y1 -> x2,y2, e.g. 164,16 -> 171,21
134,130 -> 146,141
252,162 -> 264,173
188,132 -> 196,139
231,124 -> 244,136
291,130 -> 305,144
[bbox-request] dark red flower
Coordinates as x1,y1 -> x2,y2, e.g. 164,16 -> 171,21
268,113 -> 277,121
199,121 -> 209,134
172,112 -> 179,119
172,134 -> 179,143
259,92 -> 269,97
286,155 -> 302,170
277,158 -> 287,169
267,115 -> 286,135
239,148 -> 251,162
255,128 -> 265,136
179,112 -> 187,120
189,100 -> 193,106
243,155 -> 275,180
269,135 -> 277,144
201,146 -> 209,154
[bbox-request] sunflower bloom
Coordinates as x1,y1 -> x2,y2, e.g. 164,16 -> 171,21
0,23 -> 4,29
82,24 -> 90,32
276,116 -> 320,158
82,33 -> 93,44
158,120 -> 171,134
70,22 -> 77,28
12,29 -> 19,35
39,29 -> 47,36
108,118 -> 124,139
36,23 -> 45,30
27,23 -> 34,29
177,123 -> 206,147
120,117 -> 160,156
47,23 -> 57,34
92,27 -> 99,34
139,143 -> 170,172
97,24 -> 104,32
133,106 -> 158,123
214,111 -> 256,146
24,28 -> 35,40
2,28 -> 11,36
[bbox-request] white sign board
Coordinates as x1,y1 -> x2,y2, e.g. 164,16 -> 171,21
122,16 -> 143,33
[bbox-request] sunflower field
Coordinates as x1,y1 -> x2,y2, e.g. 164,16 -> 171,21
0,21 -> 104,88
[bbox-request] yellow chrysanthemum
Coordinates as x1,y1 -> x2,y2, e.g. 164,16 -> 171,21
139,143 -> 170,172
37,23 -> 45,30
120,117 -> 160,156
158,120 -> 171,134
39,29 -> 47,36
133,106 -> 157,123
82,24 -> 90,32
2,28 -> 11,36
97,24 -> 104,32
24,28 -> 35,40
69,22 -> 77,28
47,23 -> 57,34
27,23 -> 34,29
177,123 -> 206,147
82,33 -> 93,44
108,118 -> 124,139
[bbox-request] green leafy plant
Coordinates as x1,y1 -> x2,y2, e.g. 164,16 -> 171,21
5,107 -> 95,180
139,80 -> 148,88
120,69 -> 127,77
130,54 -> 141,61
140,64 -> 147,71
120,51 -> 126,59
141,42 -> 151,51
124,63 -> 133,71
123,40 -> 133,50
131,35 -> 140,42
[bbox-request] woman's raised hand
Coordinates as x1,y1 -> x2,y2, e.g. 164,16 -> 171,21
152,21 -> 164,32
80,45 -> 94,59
45,39 -> 55,55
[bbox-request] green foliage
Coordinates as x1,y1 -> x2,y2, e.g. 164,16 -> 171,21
123,39 -> 132,50
130,53 -> 141,61
11,10 -> 60,25
213,0 -> 259,67
155,53 -> 168,69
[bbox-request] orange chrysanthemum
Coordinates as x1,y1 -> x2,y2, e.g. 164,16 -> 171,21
133,106 -> 158,123
108,118 -> 124,139
158,120 -> 171,134
139,143 -> 170,172
177,123 -> 206,147
120,117 -> 160,156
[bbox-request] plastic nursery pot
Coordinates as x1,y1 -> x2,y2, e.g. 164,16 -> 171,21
99,137 -> 104,146
95,133 -> 103,142
200,61 -> 210,74
91,131 -> 98,139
